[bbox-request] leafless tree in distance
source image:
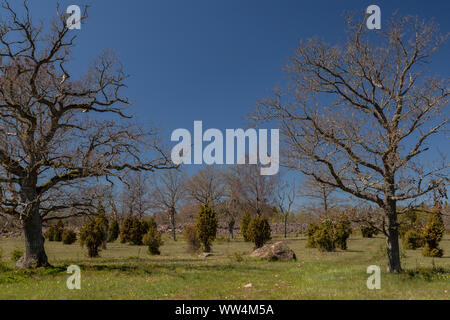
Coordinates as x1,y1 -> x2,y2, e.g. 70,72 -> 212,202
276,178 -> 296,238
219,169 -> 244,239
151,168 -> 186,240
120,171 -> 152,219
186,166 -> 225,208
301,175 -> 337,217
230,163 -> 277,216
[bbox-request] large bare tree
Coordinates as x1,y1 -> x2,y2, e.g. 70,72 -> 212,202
0,3 -> 173,268
253,15 -> 449,272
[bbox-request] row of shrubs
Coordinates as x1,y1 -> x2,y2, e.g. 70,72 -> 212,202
30,205 -> 450,260
182,206 -> 273,254
301,208 -> 445,257
80,213 -> 163,258
44,205 -> 163,258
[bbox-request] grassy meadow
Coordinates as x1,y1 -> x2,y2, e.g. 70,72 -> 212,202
0,234 -> 450,300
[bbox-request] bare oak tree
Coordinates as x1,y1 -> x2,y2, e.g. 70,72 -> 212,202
253,15 -> 449,272
0,3 -> 173,268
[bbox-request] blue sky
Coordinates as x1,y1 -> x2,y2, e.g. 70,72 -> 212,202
24,0 -> 449,130
13,0 -> 450,205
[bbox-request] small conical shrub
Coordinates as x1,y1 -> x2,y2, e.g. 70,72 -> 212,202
306,222 -> 319,248
240,211 -> 251,242
142,217 -> 163,255
79,217 -> 107,258
422,211 -> 445,258
108,220 -> 120,242
196,203 -> 218,252
96,205 -> 109,249
335,217 -> 352,250
247,216 -> 271,249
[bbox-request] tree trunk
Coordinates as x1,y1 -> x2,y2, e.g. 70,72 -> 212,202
169,207 -> 176,241
385,202 -> 402,273
228,219 -> 235,240
284,214 -> 287,238
102,233 -> 108,250
17,203 -> 49,269
323,190 -> 328,216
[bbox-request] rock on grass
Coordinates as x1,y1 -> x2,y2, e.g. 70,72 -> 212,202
250,241 -> 296,262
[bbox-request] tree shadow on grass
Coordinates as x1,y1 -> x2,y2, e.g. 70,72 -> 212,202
71,259 -> 272,277
402,266 -> 450,281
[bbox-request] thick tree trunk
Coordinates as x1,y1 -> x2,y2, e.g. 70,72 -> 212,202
385,202 -> 402,273
203,242 -> 211,253
17,204 -> 49,269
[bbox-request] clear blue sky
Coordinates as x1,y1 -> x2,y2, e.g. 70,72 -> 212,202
24,0 -> 450,131
15,0 -> 450,205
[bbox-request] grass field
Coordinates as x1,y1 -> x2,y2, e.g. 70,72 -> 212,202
0,234 -> 449,300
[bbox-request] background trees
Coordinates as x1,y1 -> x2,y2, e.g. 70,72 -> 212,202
120,172 -> 152,219
186,166 -> 225,208
301,176 -> 337,217
151,169 -> 186,240
228,164 -> 277,217
253,15 -> 449,273
275,179 -> 296,238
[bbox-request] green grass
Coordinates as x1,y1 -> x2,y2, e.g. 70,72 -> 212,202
0,234 -> 449,299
